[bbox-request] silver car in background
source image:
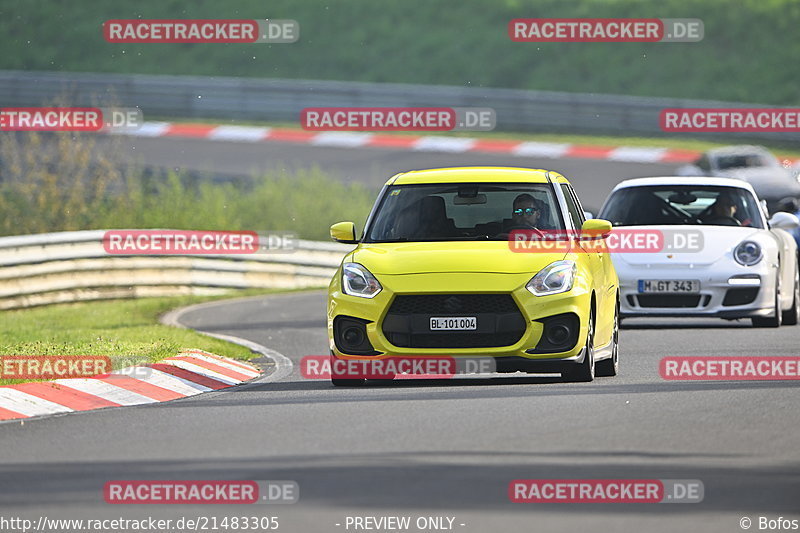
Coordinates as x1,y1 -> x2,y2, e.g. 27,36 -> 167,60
599,177 -> 799,327
678,145 -> 800,214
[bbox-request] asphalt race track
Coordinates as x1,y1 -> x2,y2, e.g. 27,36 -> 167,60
110,135 -> 679,213
0,140 -> 797,533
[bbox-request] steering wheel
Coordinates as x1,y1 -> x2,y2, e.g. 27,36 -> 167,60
659,198 -> 703,225
495,225 -> 546,239
704,215 -> 741,226
681,213 -> 704,225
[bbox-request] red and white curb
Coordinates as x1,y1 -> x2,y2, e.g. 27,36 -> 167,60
0,350 -> 262,422
111,121 -> 710,164
111,121 -> 800,166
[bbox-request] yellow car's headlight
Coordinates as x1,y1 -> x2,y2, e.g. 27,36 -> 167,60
342,262 -> 382,298
526,260 -> 577,296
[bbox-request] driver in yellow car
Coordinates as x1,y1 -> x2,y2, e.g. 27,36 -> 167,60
508,193 -> 542,229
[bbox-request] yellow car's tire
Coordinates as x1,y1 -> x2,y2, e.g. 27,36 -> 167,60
596,301 -> 619,377
330,354 -> 367,387
562,309 -> 595,383
331,378 -> 367,387
367,377 -> 396,384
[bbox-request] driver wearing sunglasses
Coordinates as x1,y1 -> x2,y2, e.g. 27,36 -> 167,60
506,193 -> 542,229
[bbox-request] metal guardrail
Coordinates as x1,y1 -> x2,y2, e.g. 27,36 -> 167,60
0,70 -> 797,142
0,230 -> 351,310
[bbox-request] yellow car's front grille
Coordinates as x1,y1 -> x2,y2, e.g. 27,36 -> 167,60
382,293 -> 527,348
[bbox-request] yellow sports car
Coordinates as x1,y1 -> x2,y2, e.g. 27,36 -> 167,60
327,167 -> 619,385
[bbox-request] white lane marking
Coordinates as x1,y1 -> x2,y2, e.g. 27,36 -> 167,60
310,132 -> 373,147
511,142 -> 571,158
208,125 -> 271,142
161,359 -> 240,385
53,379 -> 156,406
412,137 -> 476,153
161,298 -> 294,383
112,367 -> 211,395
608,146 -> 668,162
203,332 -> 294,383
178,352 -> 260,378
0,388 -> 73,416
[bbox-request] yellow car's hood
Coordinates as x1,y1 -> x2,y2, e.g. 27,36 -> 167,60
352,241 -> 567,275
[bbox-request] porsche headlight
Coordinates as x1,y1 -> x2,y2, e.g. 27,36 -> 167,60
342,263 -> 382,298
734,241 -> 762,266
526,260 -> 577,296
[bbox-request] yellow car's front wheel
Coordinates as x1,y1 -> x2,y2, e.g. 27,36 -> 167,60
562,307 -> 595,382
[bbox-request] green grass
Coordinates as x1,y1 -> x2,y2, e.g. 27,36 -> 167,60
0,289 -> 317,385
1,0 -> 799,105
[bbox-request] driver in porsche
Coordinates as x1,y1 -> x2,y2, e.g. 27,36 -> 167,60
702,193 -> 740,225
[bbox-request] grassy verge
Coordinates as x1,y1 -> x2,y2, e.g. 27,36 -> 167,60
148,116 -> 800,159
0,288 -> 321,385
0,144 -> 378,239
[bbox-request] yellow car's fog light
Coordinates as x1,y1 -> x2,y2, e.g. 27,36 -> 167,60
526,260 -> 577,296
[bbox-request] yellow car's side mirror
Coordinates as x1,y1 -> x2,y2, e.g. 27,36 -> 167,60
581,218 -> 613,239
330,222 -> 358,244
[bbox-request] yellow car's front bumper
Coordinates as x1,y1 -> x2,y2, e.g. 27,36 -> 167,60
327,271 -> 593,370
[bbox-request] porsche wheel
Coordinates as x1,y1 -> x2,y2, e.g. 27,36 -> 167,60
781,266 -> 799,326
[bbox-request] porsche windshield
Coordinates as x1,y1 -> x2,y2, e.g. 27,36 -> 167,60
364,183 -> 564,242
600,185 -> 764,228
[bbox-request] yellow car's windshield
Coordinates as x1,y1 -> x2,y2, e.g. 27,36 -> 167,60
364,183 -> 565,242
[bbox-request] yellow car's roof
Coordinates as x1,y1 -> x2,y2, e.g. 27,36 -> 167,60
386,167 -> 569,186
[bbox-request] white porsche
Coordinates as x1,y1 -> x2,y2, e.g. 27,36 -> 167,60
598,177 -> 799,327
